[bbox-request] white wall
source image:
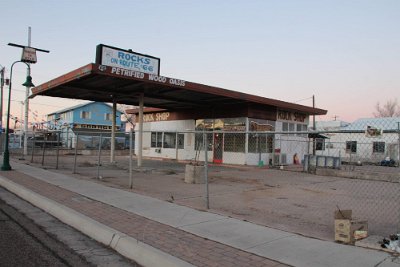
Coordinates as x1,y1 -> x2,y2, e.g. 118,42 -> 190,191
314,132 -> 399,163
137,120 -> 196,160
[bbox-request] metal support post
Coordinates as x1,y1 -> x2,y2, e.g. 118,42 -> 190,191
73,134 -> 78,174
111,100 -> 116,163
138,93 -> 144,167
56,132 -> 60,169
175,131 -> 179,160
129,129 -> 133,189
41,142 -> 45,166
203,130 -> 209,209
30,135 -> 35,163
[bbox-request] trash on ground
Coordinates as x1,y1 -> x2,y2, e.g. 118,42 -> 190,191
380,234 -> 400,253
334,209 -> 368,244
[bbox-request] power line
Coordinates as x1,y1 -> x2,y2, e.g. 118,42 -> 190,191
9,99 -> 64,108
30,102 -> 65,108
294,96 -> 313,104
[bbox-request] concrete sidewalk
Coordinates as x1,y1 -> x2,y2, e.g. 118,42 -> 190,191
0,161 -> 398,267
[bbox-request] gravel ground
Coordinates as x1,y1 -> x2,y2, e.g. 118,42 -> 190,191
13,152 -> 400,241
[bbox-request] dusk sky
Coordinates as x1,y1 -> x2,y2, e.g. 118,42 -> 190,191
0,0 -> 399,124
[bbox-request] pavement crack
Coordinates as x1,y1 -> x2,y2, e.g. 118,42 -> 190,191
374,256 -> 394,267
177,210 -> 190,225
245,234 -> 297,250
177,217 -> 227,228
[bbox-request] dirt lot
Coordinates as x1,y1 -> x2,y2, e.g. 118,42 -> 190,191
13,152 -> 400,241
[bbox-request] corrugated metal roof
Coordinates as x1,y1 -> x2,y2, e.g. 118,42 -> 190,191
344,117 -> 400,131
47,101 -> 123,116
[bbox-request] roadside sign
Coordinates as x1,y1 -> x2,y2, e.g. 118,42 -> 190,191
21,47 -> 37,63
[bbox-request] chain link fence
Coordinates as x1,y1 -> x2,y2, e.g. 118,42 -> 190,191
1,127 -> 400,240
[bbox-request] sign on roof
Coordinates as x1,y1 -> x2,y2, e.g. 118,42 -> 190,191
96,44 -> 160,75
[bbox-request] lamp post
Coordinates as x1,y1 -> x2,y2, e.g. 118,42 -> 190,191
1,61 -> 34,171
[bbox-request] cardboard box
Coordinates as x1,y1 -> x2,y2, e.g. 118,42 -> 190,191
334,210 -> 368,244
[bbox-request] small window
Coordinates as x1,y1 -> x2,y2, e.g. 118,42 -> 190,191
346,141 -> 357,153
104,113 -> 112,121
177,134 -> 184,149
316,138 -> 325,151
163,132 -> 176,148
282,122 -> 288,132
373,142 -> 385,153
326,143 -> 334,149
151,132 -> 162,148
297,124 -> 307,137
81,111 -> 91,119
289,123 -> 295,132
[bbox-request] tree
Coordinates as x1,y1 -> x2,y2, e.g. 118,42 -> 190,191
373,99 -> 400,117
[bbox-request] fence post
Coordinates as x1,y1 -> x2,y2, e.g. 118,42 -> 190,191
397,122 -> 400,168
19,133 -> 25,160
97,134 -> 102,179
175,131 -> 179,160
30,135 -> 35,163
41,140 -> 46,166
73,134 -> 79,174
56,132 -> 60,169
129,129 -> 133,189
203,130 -> 209,209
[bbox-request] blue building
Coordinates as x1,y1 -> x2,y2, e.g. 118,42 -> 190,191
46,102 -> 126,149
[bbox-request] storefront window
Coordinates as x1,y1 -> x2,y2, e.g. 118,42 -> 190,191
224,133 -> 245,152
194,132 -> 212,151
223,118 -> 246,131
163,132 -> 176,148
151,132 -> 162,148
249,133 -> 265,153
195,118 -> 246,131
248,134 -> 273,153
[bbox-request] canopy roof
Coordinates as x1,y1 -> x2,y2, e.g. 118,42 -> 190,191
32,63 -> 327,115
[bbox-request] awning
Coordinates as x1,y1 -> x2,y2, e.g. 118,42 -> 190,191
31,63 -> 328,115
308,133 -> 329,139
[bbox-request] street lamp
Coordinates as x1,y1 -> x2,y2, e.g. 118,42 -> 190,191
1,61 -> 34,171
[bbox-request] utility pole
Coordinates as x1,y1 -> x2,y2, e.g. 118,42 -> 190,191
23,27 -> 32,156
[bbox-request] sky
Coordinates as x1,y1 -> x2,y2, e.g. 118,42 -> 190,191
0,0 -> 399,126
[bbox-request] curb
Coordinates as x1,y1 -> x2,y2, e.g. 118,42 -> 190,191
0,175 -> 194,267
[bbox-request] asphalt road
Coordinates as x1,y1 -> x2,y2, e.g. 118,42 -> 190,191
0,198 -> 90,267
0,187 -> 139,267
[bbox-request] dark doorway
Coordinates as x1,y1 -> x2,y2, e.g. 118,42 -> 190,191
213,133 -> 223,163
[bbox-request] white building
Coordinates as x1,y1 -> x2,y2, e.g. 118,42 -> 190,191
128,107 -> 323,166
314,117 -> 400,164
